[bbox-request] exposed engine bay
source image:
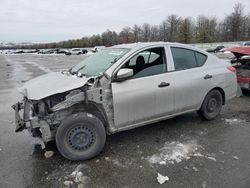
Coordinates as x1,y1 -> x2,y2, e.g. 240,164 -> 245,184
12,72 -> 114,143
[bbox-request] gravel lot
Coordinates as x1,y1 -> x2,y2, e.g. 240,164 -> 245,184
0,54 -> 250,188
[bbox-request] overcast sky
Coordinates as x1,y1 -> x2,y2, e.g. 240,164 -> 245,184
0,0 -> 249,43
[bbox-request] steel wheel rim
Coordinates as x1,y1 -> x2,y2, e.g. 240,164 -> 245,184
207,97 -> 217,113
67,124 -> 95,151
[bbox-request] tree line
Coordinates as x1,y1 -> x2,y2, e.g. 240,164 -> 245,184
24,3 -> 250,49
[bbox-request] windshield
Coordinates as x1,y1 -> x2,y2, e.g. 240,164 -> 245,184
71,48 -> 129,76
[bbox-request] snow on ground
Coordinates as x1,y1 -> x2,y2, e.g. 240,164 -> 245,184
105,156 -> 134,167
157,173 -> 169,184
44,151 -> 54,158
147,140 -> 219,165
224,118 -> 246,125
147,140 -> 199,165
63,164 -> 89,188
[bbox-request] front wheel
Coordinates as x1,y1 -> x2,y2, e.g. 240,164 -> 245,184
56,113 -> 106,161
198,90 -> 223,120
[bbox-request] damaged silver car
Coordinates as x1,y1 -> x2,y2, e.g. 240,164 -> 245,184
12,42 -> 237,160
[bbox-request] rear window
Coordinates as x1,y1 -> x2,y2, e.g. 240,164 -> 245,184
171,47 -> 207,71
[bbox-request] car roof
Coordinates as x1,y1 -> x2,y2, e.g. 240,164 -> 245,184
111,42 -> 177,49
110,42 -> 207,55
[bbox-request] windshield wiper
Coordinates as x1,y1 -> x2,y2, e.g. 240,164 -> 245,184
69,65 -> 87,76
111,58 -> 118,64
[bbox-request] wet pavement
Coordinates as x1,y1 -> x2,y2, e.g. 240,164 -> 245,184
0,54 -> 250,188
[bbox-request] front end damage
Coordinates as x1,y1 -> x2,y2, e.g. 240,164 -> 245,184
12,72 -> 115,144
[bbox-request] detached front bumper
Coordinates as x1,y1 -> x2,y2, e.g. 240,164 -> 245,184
12,102 -> 26,132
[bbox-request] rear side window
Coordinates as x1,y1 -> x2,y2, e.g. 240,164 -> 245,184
171,47 -> 207,71
195,52 -> 207,66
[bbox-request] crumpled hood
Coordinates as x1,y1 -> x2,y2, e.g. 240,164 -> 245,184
19,72 -> 89,100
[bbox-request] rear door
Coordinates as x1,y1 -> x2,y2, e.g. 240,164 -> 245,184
169,46 -> 211,113
111,46 -> 175,128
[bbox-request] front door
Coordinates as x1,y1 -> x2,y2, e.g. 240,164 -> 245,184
111,47 -> 175,128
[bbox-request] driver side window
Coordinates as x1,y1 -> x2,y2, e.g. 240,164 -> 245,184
122,47 -> 166,79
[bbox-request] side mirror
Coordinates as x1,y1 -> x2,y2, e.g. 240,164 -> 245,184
115,68 -> 133,82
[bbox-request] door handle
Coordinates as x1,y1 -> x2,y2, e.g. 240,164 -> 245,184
158,82 -> 170,88
204,74 -> 213,79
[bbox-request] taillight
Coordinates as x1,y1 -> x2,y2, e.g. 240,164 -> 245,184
227,66 -> 236,73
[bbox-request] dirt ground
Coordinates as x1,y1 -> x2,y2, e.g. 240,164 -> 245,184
0,54 -> 250,188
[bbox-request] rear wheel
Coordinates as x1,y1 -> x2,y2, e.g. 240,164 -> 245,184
198,90 -> 223,120
56,112 -> 106,161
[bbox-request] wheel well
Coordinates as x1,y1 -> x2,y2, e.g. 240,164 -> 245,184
210,87 -> 225,105
73,102 -> 109,130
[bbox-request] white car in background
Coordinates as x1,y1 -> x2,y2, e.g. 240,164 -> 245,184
13,42 -> 237,161
70,48 -> 82,55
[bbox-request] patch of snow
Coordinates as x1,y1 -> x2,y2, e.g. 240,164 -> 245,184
219,150 -> 225,155
31,138 -> 45,149
112,159 -> 126,168
105,157 -> 110,161
202,181 -> 207,188
147,141 -> 199,165
63,180 -> 73,187
75,164 -> 86,172
233,156 -> 239,160
74,171 -> 88,183
44,151 -> 54,158
64,164 -> 89,186
157,173 -> 169,184
193,153 -> 204,157
225,118 -> 245,125
206,156 -> 216,162
192,167 -> 199,172
193,152 -> 217,162
86,113 -> 94,118
159,161 -> 166,165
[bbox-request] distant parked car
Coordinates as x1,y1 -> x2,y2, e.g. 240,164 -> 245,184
235,56 -> 250,91
82,49 -> 88,54
225,47 -> 250,91
14,50 -> 25,54
56,49 -> 71,55
206,46 -> 225,53
239,41 -> 250,46
13,42 -> 237,161
70,48 -> 83,55
38,49 -> 55,54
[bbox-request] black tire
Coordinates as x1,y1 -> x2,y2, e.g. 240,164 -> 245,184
198,90 -> 223,120
56,112 -> 106,161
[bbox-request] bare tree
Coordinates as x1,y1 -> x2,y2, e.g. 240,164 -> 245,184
25,3 -> 250,49
150,25 -> 160,41
178,18 -> 192,43
119,27 -> 132,43
166,14 -> 181,42
141,23 -> 151,42
230,3 -> 245,41
132,24 -> 141,42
